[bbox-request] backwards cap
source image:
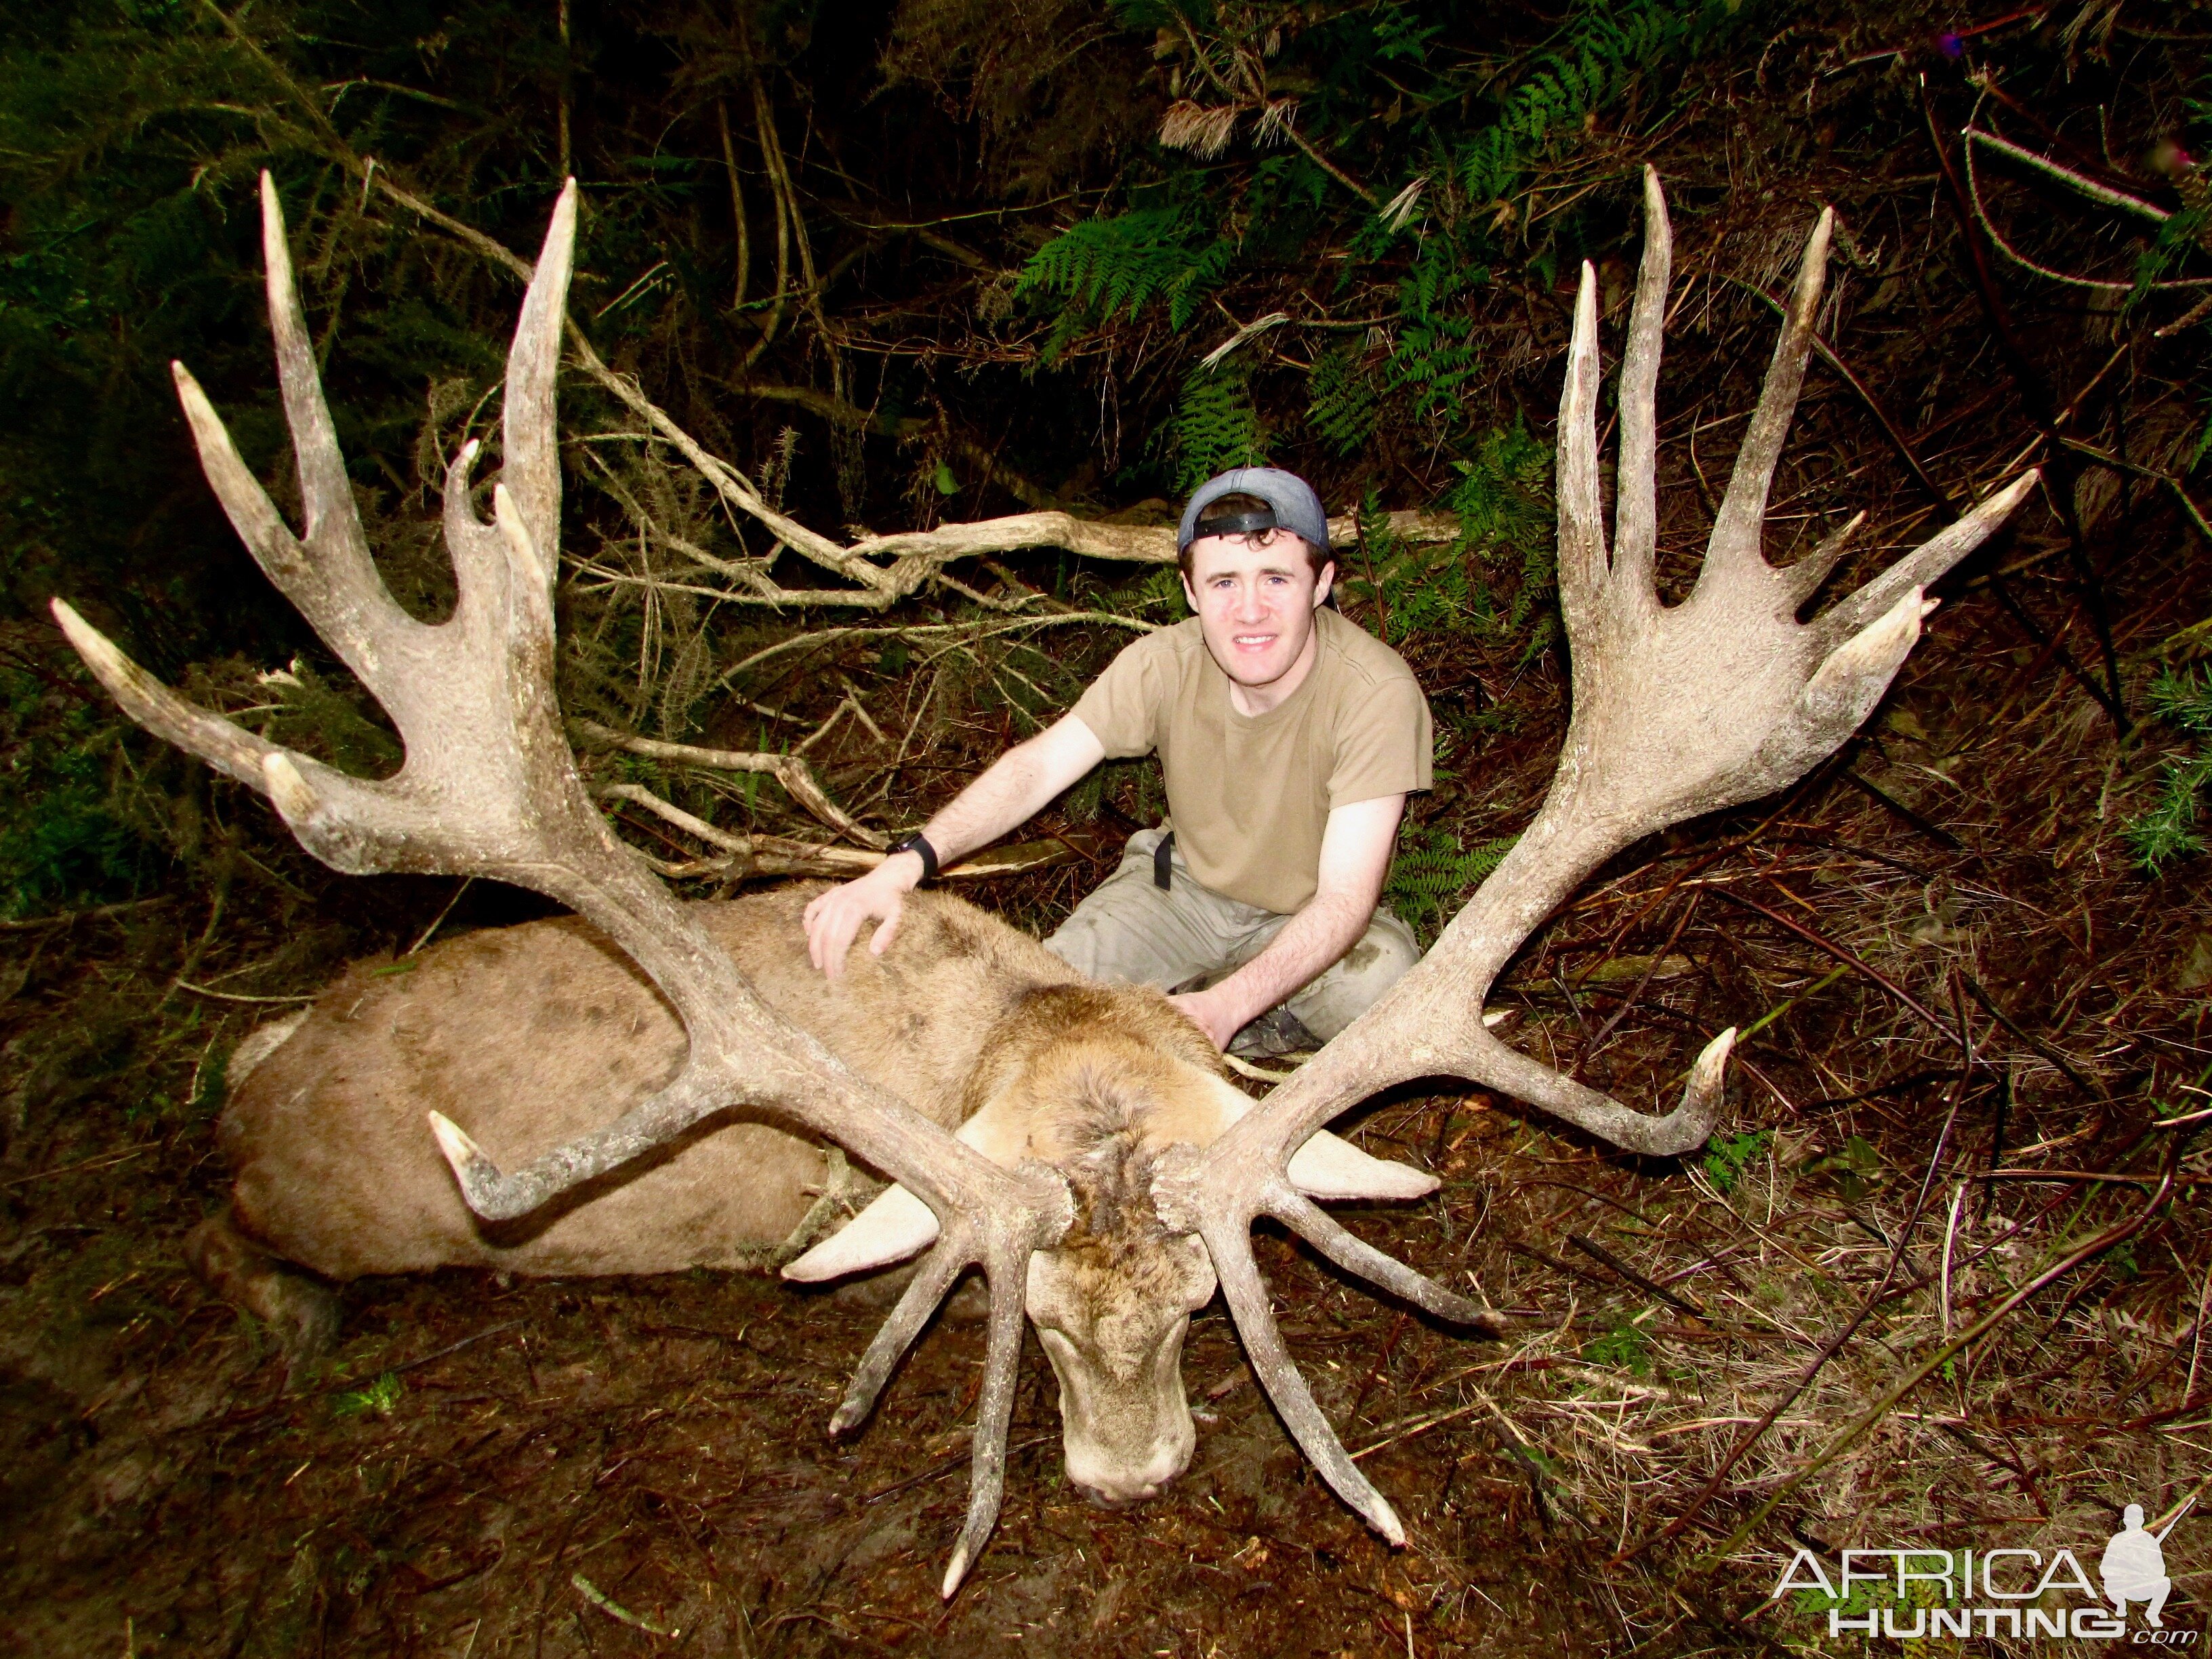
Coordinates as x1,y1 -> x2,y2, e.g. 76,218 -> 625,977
1177,467 -> 1331,556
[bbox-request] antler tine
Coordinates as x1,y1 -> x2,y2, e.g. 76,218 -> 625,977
1269,1189 -> 1494,1324
1806,472 -> 2039,655
809,1210 -> 1042,1598
1197,1203 -> 1411,1543
1555,259 -> 1608,644
1782,509 -> 1866,606
51,600 -> 279,792
1612,166 -> 1673,600
249,173 -> 429,690
498,178 -> 574,574
1704,204 -> 1834,582
941,1253 -> 1031,1598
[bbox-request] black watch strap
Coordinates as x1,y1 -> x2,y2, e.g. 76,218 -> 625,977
890,832 -> 940,884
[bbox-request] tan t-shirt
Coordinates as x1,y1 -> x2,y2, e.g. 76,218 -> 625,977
1070,607 -> 1432,914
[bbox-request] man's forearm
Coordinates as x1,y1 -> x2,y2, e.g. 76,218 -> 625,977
916,720 -> 1101,865
1206,888 -> 1374,1032
916,758 -> 1046,865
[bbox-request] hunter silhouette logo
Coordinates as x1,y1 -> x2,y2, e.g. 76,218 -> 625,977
2104,1505 -> 2175,1630
1769,1495 -> 2198,1642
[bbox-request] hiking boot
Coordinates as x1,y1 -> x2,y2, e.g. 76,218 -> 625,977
1227,1004 -> 1317,1059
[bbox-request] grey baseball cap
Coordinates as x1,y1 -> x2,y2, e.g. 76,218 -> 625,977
1177,467 -> 1332,556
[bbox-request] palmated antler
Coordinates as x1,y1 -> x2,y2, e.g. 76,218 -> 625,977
1157,169 -> 2037,1544
50,174 -> 1069,1598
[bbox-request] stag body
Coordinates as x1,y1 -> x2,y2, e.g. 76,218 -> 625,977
204,882 -> 1421,1507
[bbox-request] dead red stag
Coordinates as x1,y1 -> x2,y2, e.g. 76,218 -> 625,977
52,167 -> 2032,1593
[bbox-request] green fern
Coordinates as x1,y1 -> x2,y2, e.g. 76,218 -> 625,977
1306,345 -> 1382,456
1343,493 -> 1467,644
1109,562 -> 1190,617
2125,667 -> 2212,874
1450,422 -> 1555,659
1015,206 -> 1239,333
1457,0 -> 1740,209
1172,363 -> 1269,492
1387,237 -> 1488,419
1387,826 -> 1519,946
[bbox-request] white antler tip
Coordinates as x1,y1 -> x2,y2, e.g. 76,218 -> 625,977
1681,1027 -> 1735,1130
1372,1496 -> 1407,1547
51,600 -> 131,682
941,1544 -> 974,1600
1695,1026 -> 1738,1081
262,752 -> 317,819
427,1110 -> 490,1176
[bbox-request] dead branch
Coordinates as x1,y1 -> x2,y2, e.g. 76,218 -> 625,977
575,718 -> 886,847
600,781 -> 1080,884
367,163 -> 1458,614
598,782 -> 880,876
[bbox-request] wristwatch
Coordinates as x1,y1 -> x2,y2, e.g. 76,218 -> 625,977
889,832 -> 940,884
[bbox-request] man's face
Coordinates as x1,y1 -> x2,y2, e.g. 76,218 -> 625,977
1181,531 -> 1335,694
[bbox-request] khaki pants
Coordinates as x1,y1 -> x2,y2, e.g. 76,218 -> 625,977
1041,827 -> 1421,1041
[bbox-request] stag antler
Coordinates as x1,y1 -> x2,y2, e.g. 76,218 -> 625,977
50,173 -> 1070,1598
1155,169 -> 2037,1543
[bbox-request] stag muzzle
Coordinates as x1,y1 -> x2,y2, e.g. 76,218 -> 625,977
1026,1237 -> 1213,1507
1035,1317 -> 1197,1507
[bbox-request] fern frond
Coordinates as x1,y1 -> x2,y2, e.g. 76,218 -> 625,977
1172,363 -> 1269,491
1015,206 -> 1240,333
1387,827 -> 1520,945
1307,346 -> 1382,455
1457,0 -> 1739,207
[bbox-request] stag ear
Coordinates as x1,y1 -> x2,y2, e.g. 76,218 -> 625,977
782,1109 -> 1022,1283
1286,1131 -> 1439,1201
1203,1076 -> 1439,1202
781,1182 -> 937,1282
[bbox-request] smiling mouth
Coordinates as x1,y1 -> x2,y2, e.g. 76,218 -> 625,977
1231,633 -> 1277,647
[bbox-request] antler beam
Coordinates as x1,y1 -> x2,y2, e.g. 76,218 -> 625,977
1162,167 -> 2036,1542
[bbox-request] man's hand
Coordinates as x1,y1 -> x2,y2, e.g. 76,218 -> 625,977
1167,986 -> 1243,1050
804,851 -> 924,979
802,716 -> 1107,981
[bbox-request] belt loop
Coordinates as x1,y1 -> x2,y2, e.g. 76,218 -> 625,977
1153,830 -> 1175,891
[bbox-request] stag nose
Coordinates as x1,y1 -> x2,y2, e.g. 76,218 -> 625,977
1061,1420 -> 1193,1511
1073,1475 -> 1164,1510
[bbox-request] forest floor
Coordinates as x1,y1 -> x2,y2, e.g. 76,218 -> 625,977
3,505 -> 2210,1658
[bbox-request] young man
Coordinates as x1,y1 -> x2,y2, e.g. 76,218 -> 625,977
802,467 -> 1430,1054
